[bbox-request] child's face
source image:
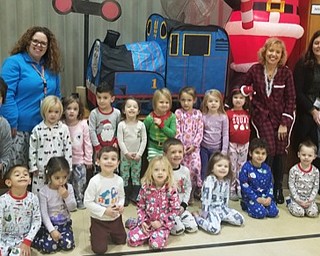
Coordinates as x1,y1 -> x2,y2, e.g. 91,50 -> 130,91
212,159 -> 229,180
96,92 -> 114,111
65,101 -> 79,123
97,151 -> 119,177
250,147 -> 267,167
49,170 -> 69,189
5,166 -> 31,188
45,103 -> 61,126
155,95 -> 170,114
297,145 -> 316,169
206,95 -> 220,113
124,99 -> 139,119
165,144 -> 184,168
179,92 -> 195,112
152,161 -> 168,188
232,93 -> 246,110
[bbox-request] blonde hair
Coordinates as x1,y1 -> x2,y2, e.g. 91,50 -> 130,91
201,89 -> 225,115
141,156 -> 174,187
258,37 -> 287,67
152,88 -> 172,110
40,95 -> 63,120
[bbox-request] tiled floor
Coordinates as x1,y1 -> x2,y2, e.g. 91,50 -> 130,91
30,189 -> 320,256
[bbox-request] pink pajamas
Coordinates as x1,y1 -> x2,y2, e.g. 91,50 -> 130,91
175,108 -> 203,187
127,184 -> 180,250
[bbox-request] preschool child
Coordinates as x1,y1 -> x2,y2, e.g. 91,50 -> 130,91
117,98 -> 147,205
193,152 -> 244,234
29,95 -> 72,194
287,140 -> 319,217
144,88 -> 176,160
0,165 -> 41,256
226,86 -> 250,201
88,82 -> 121,152
0,77 -> 13,176
84,146 -> 126,254
239,138 -> 279,219
33,156 -> 77,253
127,155 -> 181,250
175,86 -> 203,204
200,89 -> 229,182
62,94 -> 93,209
163,138 -> 198,235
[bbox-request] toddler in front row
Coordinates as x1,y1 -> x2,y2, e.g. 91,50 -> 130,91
287,140 -> 319,217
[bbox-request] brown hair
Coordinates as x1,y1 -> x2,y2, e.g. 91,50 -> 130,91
62,94 -> 84,121
206,152 -> 232,180
11,26 -> 61,74
201,89 -> 226,115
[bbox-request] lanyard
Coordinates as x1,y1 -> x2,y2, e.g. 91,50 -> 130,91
31,64 -> 47,96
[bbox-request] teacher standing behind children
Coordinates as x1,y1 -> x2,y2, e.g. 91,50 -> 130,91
0,26 -> 62,166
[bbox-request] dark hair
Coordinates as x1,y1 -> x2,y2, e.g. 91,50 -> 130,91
45,156 -> 70,184
96,81 -> 114,96
298,140 -> 317,155
249,138 -> 268,154
304,30 -> 320,69
96,146 -> 119,160
0,77 -> 8,104
226,85 -> 249,110
206,152 -> 232,180
62,94 -> 84,120
4,164 -> 28,180
121,97 -> 141,119
163,138 -> 184,153
11,26 -> 61,73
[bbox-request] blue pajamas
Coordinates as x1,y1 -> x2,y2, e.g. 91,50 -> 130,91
33,221 -> 75,253
240,161 -> 279,219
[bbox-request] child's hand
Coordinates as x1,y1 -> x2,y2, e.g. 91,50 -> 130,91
50,230 -> 61,242
118,205 -> 124,214
153,117 -> 161,126
185,145 -> 195,154
179,206 -> 185,215
150,220 -> 161,229
141,222 -> 150,234
125,152 -> 135,160
20,242 -> 31,256
133,154 -> 141,162
58,185 -> 68,199
264,197 -> 271,206
104,205 -> 119,218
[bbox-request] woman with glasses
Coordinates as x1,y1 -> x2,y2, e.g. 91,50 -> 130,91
0,26 -> 61,166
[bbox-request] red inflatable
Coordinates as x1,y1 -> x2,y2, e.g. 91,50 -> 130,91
224,0 -> 304,73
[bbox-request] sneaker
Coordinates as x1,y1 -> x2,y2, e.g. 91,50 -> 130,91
240,200 -> 247,212
237,189 -> 242,199
77,202 -> 86,210
125,217 -> 137,229
230,191 -> 239,201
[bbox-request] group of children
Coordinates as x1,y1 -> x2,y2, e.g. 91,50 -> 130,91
0,78 -> 319,255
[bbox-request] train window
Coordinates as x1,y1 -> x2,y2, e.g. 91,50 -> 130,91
183,34 -> 211,56
170,34 -> 179,56
160,21 -> 167,39
146,20 -> 151,36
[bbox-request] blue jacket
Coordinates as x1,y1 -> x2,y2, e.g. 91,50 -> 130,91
0,52 -> 60,132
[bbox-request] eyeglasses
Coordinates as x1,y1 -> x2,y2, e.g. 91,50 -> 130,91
31,39 -> 48,48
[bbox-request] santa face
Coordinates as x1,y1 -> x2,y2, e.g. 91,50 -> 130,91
100,123 -> 114,142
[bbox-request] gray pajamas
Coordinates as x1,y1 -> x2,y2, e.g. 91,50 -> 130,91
288,164 -> 319,217
195,175 -> 244,234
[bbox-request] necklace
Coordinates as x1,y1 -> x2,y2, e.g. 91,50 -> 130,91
264,66 -> 277,97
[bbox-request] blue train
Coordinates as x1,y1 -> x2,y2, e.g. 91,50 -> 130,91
86,13 -> 229,112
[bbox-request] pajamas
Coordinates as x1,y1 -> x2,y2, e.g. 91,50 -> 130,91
175,108 -> 203,187
240,161 -> 279,219
200,146 -> 219,182
32,221 -> 74,253
127,184 -> 180,249
288,164 -> 319,217
195,175 -> 244,234
171,210 -> 198,235
71,164 -> 87,204
120,158 -> 142,186
228,142 -> 249,194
